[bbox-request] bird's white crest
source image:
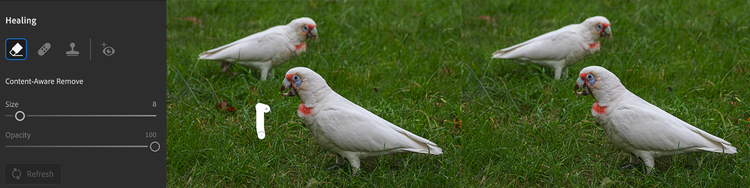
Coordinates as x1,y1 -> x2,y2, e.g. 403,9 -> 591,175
198,17 -> 318,80
492,16 -> 612,79
574,66 -> 737,174
280,67 -> 443,175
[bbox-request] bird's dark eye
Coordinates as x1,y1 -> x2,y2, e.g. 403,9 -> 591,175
293,75 -> 300,81
596,24 -> 602,31
586,74 -> 596,86
302,25 -> 308,32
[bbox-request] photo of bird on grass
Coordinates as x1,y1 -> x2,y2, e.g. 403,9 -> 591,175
168,1 -> 460,187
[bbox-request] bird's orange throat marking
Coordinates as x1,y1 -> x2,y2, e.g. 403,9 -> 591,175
592,102 -> 607,115
588,42 -> 600,49
294,43 -> 307,50
298,103 -> 313,116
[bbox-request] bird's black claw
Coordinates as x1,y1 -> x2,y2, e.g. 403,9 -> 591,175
326,165 -> 340,172
620,164 -> 637,170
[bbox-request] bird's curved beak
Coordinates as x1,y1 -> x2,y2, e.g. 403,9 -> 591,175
601,24 -> 612,39
281,77 -> 297,97
307,25 -> 318,41
574,77 -> 591,96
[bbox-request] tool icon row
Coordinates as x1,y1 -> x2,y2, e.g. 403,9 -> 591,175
5,38 -> 115,60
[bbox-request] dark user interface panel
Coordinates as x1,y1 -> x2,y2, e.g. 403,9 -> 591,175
1,1 -> 166,187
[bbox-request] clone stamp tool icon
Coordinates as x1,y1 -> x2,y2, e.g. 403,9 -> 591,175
5,38 -> 27,60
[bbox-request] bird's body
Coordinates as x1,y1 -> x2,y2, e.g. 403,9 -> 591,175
493,16 -> 611,79
575,66 -> 737,174
281,67 -> 442,174
199,17 -> 318,80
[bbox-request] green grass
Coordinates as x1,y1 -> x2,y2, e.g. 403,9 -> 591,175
167,0 -> 749,187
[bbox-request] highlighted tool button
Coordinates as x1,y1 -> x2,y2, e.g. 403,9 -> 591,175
5,38 -> 27,60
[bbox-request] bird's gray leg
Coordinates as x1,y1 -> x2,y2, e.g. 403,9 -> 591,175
334,152 -> 362,175
348,157 -> 361,175
621,153 -> 639,169
259,66 -> 271,81
552,62 -> 565,79
642,157 -> 656,175
327,155 -> 345,171
220,61 -> 232,72
630,151 -> 656,175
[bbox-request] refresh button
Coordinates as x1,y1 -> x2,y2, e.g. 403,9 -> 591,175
12,168 -> 21,180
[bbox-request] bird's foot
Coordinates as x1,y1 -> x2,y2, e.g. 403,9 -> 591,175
326,165 -> 341,172
620,164 -> 637,170
220,62 -> 232,72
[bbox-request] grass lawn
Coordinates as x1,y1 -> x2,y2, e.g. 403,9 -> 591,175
167,0 -> 748,187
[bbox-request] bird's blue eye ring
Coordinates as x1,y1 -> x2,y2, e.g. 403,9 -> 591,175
587,74 -> 594,80
293,75 -> 300,81
302,25 -> 308,32
596,24 -> 602,31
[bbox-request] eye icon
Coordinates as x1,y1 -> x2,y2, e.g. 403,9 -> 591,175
101,42 -> 115,56
103,46 -> 115,56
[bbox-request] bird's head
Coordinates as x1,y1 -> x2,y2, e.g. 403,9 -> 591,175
281,67 -> 329,102
583,16 -> 612,40
288,17 -> 318,41
574,66 -> 624,101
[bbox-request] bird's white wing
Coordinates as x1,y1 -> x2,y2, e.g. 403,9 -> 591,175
608,96 -> 736,153
314,98 -> 442,155
199,27 -> 290,62
493,25 -> 583,60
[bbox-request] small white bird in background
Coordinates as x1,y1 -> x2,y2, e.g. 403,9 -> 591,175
199,17 -> 318,80
574,66 -> 737,174
280,67 -> 443,175
492,16 -> 612,79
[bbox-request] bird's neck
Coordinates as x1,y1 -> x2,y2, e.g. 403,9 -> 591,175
592,85 -> 630,106
299,86 -> 334,108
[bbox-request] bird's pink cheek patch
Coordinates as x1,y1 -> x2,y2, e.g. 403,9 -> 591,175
295,43 -> 307,50
588,42 -> 600,49
592,102 -> 607,115
298,103 -> 313,116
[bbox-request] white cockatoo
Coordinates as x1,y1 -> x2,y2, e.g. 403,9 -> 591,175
280,67 -> 443,175
199,17 -> 318,80
574,66 -> 737,174
492,16 -> 612,79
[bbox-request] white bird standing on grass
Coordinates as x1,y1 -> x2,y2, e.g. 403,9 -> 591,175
574,66 -> 737,174
280,67 -> 443,175
199,17 -> 318,80
492,16 -> 612,79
